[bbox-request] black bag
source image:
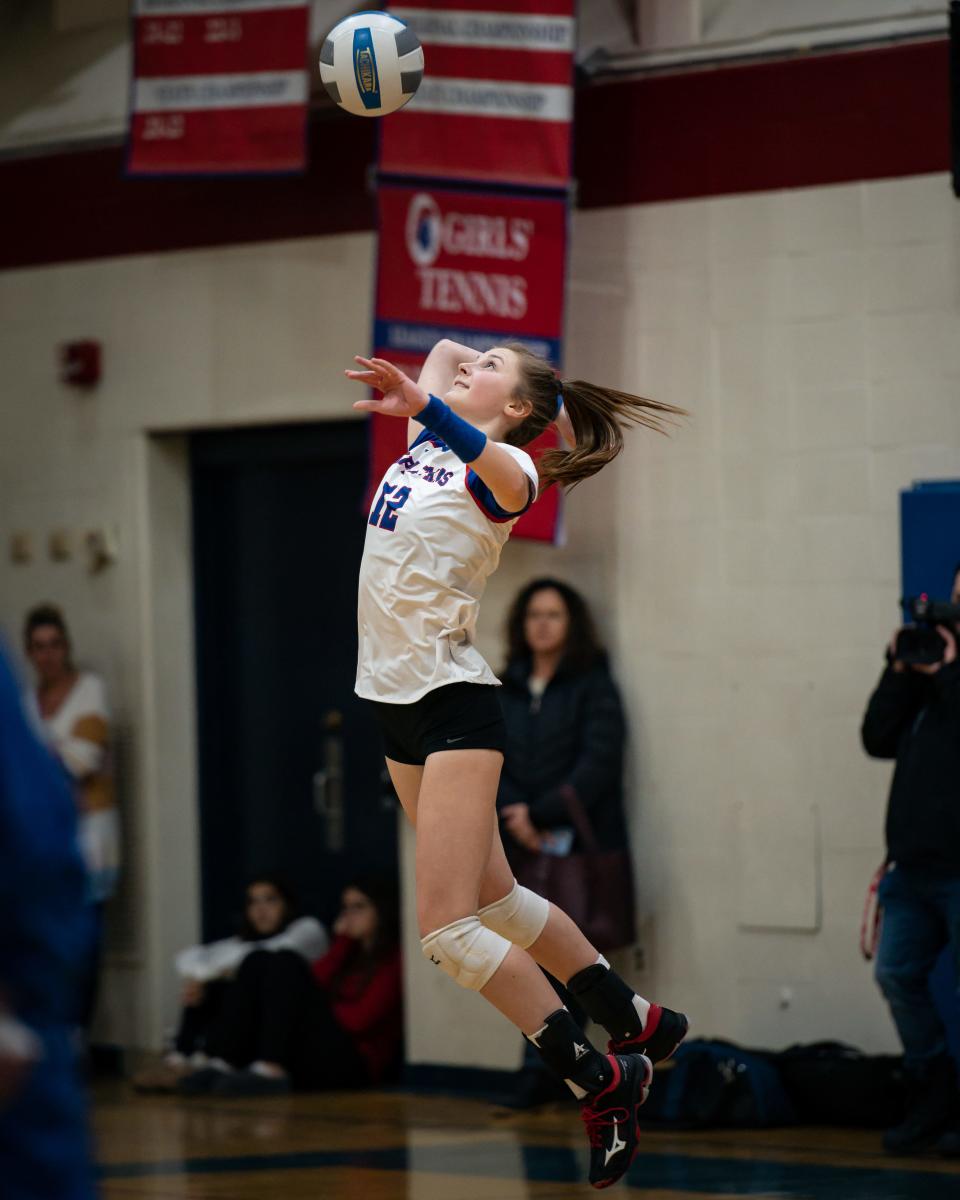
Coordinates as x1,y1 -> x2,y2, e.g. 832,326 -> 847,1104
641,1040 -> 797,1128
513,786 -> 635,953
775,1042 -> 905,1128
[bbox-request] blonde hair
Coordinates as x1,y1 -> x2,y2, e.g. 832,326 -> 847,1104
503,343 -> 686,491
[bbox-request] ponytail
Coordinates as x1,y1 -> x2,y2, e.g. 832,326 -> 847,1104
504,343 -> 687,491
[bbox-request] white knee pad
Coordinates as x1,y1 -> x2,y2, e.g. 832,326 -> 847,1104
478,880 -> 549,950
420,916 -> 511,991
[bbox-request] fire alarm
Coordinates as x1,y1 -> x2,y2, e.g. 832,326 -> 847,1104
60,341 -> 102,388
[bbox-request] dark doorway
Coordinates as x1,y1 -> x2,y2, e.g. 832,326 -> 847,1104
191,421 -> 394,940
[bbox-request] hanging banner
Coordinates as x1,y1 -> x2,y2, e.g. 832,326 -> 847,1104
381,0 -> 576,188
128,1 -> 310,175
369,183 -> 568,542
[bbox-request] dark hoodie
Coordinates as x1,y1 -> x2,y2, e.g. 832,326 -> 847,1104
497,656 -> 628,853
861,659 -> 960,874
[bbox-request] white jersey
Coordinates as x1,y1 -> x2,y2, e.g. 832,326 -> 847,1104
356,428 -> 538,703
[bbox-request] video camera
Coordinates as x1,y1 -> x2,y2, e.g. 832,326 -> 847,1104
894,595 -> 960,665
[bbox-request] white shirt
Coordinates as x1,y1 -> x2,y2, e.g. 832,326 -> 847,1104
356,430 -> 538,703
174,916 -> 329,982
24,671 -> 120,903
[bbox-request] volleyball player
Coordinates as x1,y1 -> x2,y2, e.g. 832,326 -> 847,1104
347,339 -> 688,1189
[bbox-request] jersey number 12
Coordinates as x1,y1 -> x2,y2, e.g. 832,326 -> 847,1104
369,483 -> 411,531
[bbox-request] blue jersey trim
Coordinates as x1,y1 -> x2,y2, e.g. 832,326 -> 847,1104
409,427 -> 448,452
466,470 -> 536,524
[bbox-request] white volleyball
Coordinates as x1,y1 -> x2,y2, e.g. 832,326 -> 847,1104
319,11 -> 424,118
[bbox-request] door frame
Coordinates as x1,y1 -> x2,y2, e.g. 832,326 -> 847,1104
189,419 -> 380,939
137,432 -> 201,1048
136,421 -> 374,1047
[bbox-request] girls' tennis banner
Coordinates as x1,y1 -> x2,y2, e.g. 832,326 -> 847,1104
369,183 -> 568,542
382,0 -> 576,188
128,0 -> 310,175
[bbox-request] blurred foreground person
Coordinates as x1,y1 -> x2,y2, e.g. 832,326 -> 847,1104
0,644 -> 96,1199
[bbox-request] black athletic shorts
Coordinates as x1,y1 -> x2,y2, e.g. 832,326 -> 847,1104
367,681 -> 507,766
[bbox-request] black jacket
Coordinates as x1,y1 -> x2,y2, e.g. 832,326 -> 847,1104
861,660 -> 960,874
497,656 -> 628,852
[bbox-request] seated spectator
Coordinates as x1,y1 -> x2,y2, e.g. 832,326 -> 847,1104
311,875 -> 404,1088
132,875 -> 327,1092
168,875 -> 402,1097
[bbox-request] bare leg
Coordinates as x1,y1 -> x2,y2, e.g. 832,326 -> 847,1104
385,757 -> 657,1189
476,824 -> 690,1063
395,758 -> 614,994
387,756 -> 593,1033
408,748 -> 569,1034
480,828 -> 597,984
385,757 -> 424,825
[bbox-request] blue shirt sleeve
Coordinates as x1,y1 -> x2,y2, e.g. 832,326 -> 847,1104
465,469 -> 536,523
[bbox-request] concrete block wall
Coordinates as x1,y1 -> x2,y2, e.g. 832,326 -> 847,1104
1,172 -> 958,1062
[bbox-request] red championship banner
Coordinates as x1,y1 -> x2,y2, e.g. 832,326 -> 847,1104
381,0 -> 576,188
128,0 -> 310,175
369,183 -> 568,543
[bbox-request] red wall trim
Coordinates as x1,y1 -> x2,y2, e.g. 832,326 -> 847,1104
0,40 -> 949,270
0,114 -> 377,271
575,40 -> 950,209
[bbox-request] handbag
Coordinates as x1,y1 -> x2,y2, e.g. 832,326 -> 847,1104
513,785 -> 636,953
860,861 -> 887,960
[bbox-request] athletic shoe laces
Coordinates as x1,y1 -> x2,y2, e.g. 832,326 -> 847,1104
580,1101 -> 630,1148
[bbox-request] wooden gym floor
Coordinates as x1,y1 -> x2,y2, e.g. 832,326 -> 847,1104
92,1083 -> 960,1199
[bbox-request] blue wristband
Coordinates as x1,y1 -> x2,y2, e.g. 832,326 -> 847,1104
419,394 -> 488,463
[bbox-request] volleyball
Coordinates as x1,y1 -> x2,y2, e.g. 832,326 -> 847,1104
319,11 -> 424,118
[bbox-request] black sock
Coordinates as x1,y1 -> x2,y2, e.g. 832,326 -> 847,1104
567,961 -> 645,1043
527,1008 -> 612,1100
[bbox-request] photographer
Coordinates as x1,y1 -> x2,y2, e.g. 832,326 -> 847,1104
861,565 -> 960,1157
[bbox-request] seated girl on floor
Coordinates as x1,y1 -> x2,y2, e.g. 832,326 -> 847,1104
138,875 -> 403,1096
132,874 -> 327,1092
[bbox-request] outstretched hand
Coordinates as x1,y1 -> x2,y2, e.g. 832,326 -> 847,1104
345,356 -> 428,419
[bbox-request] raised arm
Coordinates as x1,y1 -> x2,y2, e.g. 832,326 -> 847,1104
347,351 -> 533,513
468,441 -> 534,514
56,676 -> 110,784
408,339 -> 480,446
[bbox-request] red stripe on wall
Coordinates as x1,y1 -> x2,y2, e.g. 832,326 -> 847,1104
576,40 -> 950,208
393,0 -> 575,15
416,45 -> 573,85
382,109 -> 571,187
0,112 -> 375,269
134,9 -> 308,78
0,40 -> 949,270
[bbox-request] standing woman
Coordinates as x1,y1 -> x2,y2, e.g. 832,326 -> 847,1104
498,579 -> 632,1107
347,339 -> 688,1189
22,604 -> 120,1031
498,578 -> 628,866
